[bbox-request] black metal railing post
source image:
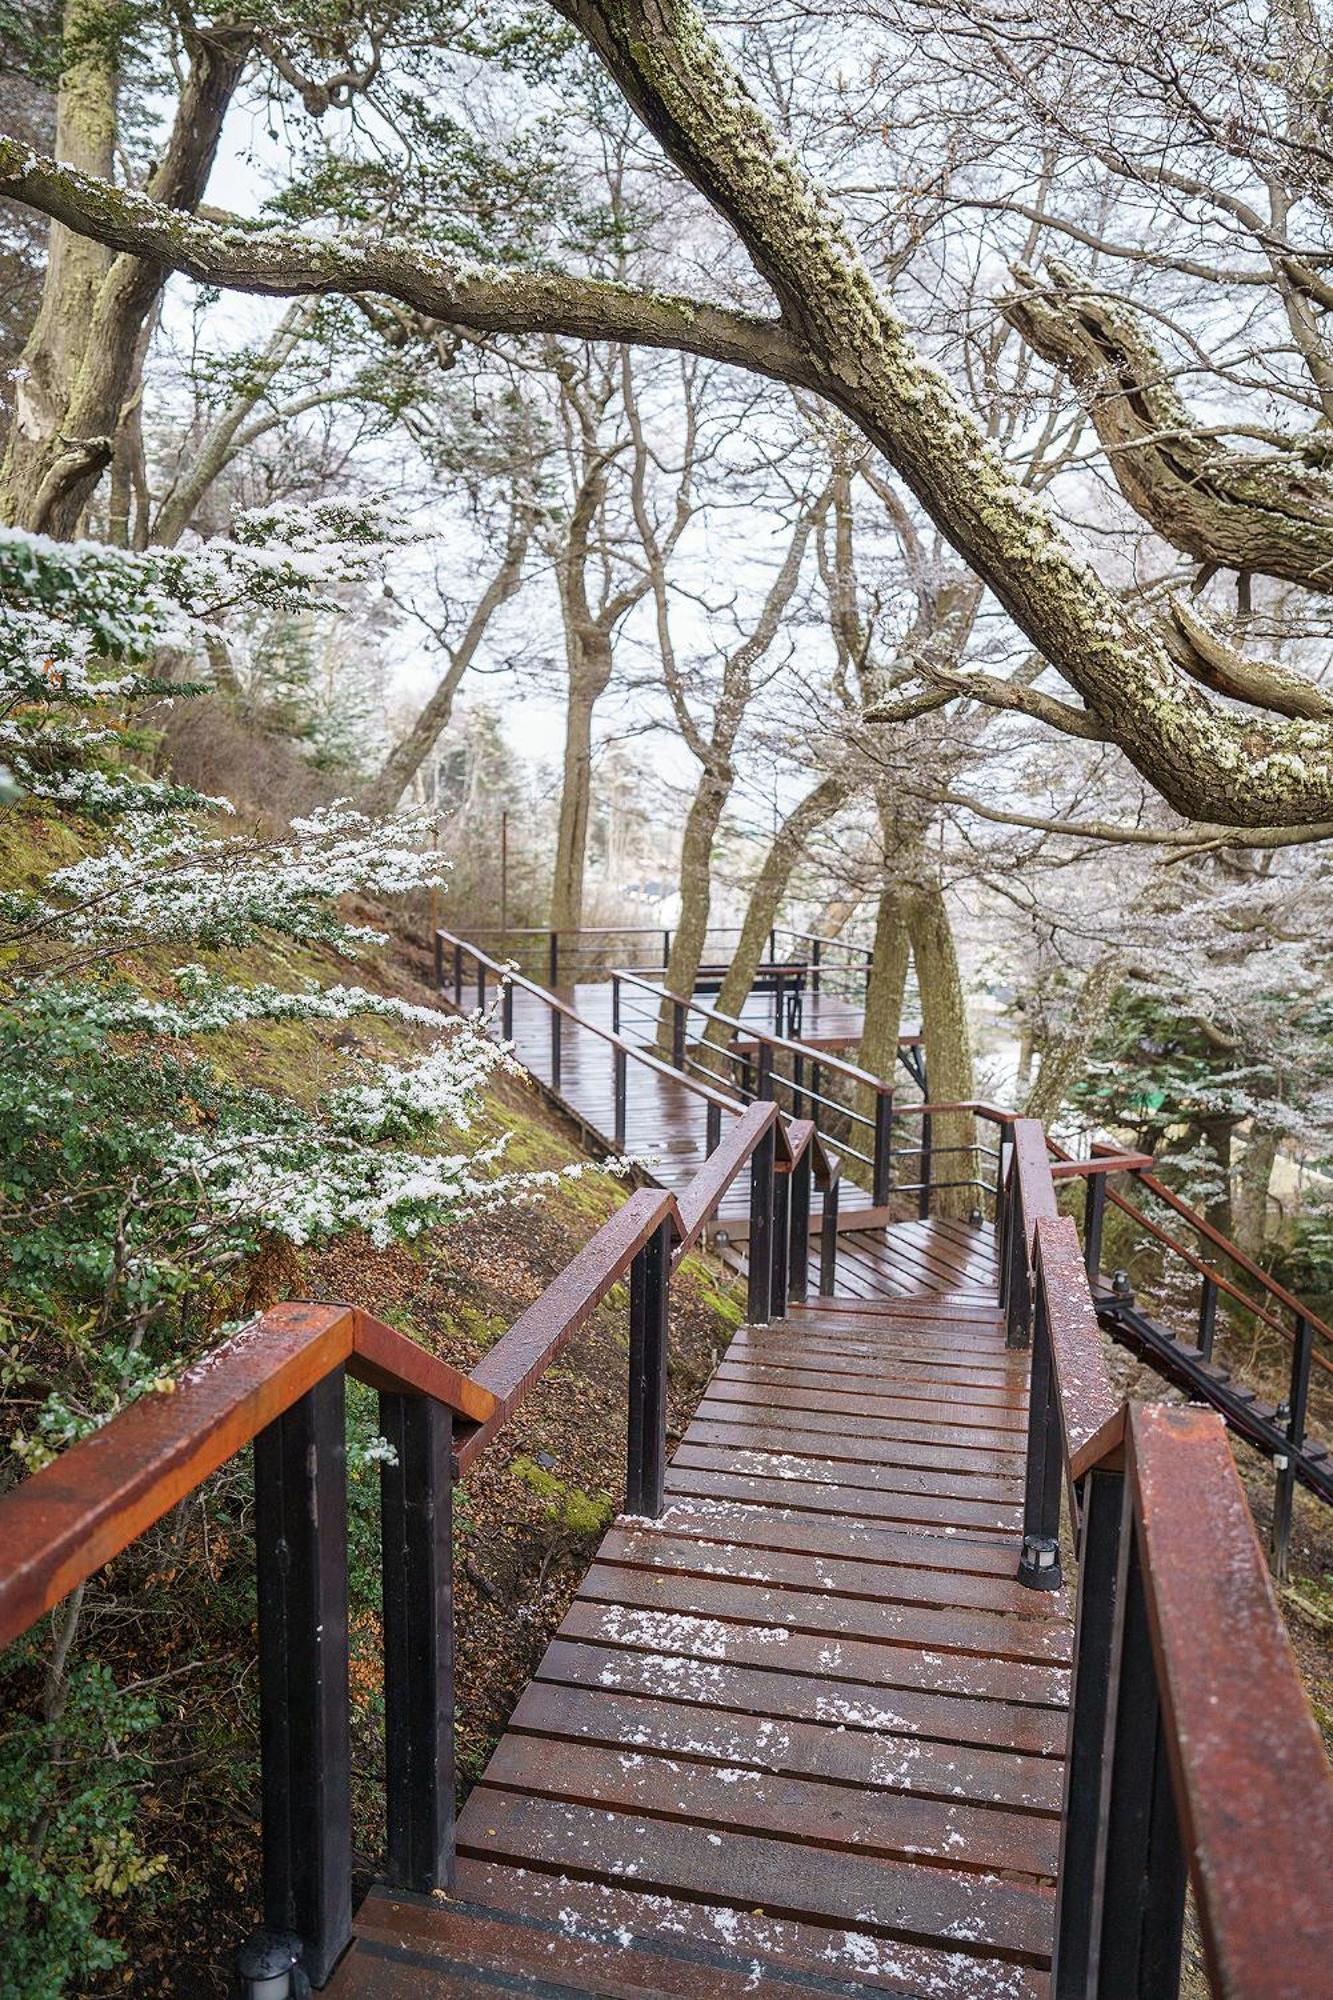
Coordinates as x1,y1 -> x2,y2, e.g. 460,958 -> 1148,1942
1197,1275 -> 1218,1360
251,1373 -> 352,1989
757,1043 -> 774,1102
819,1174 -> 840,1297
811,937 -> 821,997
1050,1461 -> 1127,1998
994,1120 -> 1013,1238
476,959 -> 486,1013
613,1044 -> 627,1151
792,1051 -> 805,1120
918,1105 -> 933,1220
671,999 -> 686,1071
788,1147 -> 812,1307
747,1125 -> 775,1324
1084,1171 -> 1107,1287
379,1392 -> 454,1894
662,928 -> 670,969
452,943 -> 463,1010
626,1217 -> 674,1519
1091,1505 -> 1188,1997
611,973 -> 621,1034
433,931 -> 443,990
1017,1273 -> 1063,1590
1272,1312 -> 1314,1579
872,1088 -> 893,1209
548,930 -> 559,988
771,1165 -> 791,1321
810,1061 -> 822,1132
501,977 -> 514,1041
1004,1166 -> 1031,1350
550,1005 -> 562,1092
705,1100 -> 722,1157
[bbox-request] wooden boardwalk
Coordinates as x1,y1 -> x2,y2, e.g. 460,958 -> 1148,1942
323,966 -> 1070,1994
504,977 -> 915,1230
333,1274 -> 1067,1996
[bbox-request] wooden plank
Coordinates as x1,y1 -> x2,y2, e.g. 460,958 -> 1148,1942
536,1635 -> 1069,1756
334,1890 -> 845,1998
732,1320 -> 1020,1359
669,1452 -> 1022,1529
705,1370 -> 1027,1422
704,1377 -> 1029,1445
688,1412 -> 1027,1480
664,1463 -> 1023,1532
448,1858 -> 1051,1999
733,1328 -> 1022,1373
598,1523 -> 1056,1616
577,1561 -> 1072,1666
711,1359 -> 1025,1406
557,1598 -> 1070,1707
647,1496 -> 1025,1577
455,1792 -> 1055,1964
477,1731 -> 1060,1879
509,1678 -> 1063,1812
673,1440 -> 1022,1506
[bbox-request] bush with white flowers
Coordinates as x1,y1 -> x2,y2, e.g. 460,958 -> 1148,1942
0,512 -> 580,1472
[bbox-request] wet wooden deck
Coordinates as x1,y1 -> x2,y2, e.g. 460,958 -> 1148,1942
331,1278 -> 1065,1996
503,977 -> 914,1228
325,966 -> 1064,1994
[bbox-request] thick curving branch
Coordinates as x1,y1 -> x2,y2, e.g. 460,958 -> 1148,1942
0,137 -> 808,388
1002,259 -> 1333,604
7,93 -> 1333,824
545,0 -> 1333,826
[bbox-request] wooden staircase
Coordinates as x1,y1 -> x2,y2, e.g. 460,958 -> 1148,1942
328,1255 -> 1070,1997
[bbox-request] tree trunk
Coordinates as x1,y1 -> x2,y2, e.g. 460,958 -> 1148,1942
907,880 -> 976,1221
0,14 -> 247,534
1195,1112 -> 1238,1241
713,772 -> 855,1021
0,0 -> 116,529
152,299 -> 318,547
364,510 -> 530,816
664,768 -> 729,1003
550,649 -> 611,939
855,876 -> 911,1130
1234,1126 -> 1280,1260
1025,952 -> 1126,1126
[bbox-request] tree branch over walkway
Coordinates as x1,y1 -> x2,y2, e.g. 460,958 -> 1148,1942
8,9 -> 1333,834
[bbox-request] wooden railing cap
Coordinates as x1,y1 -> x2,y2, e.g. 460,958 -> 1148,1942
0,1303 -> 494,1654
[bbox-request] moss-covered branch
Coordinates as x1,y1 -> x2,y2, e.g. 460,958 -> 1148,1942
1002,259 -> 1333,603
547,0 -> 1333,826
0,136 -> 808,388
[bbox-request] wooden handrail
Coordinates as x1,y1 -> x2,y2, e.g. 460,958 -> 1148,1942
436,928 -> 738,1116
1034,1215 -> 1124,1480
456,1186 -> 680,1474
1122,1403 -> 1333,1994
608,965 -> 898,1098
1011,1116 -> 1060,1248
673,1100 -> 778,1257
1100,1178 -> 1333,1378
1048,1151 -> 1155,1180
1137,1164 -> 1333,1350
0,1303 -> 495,1655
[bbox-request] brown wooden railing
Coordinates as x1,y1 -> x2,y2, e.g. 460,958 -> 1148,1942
442,921 -> 871,1005
0,1093 -> 835,1993
1002,1135 -> 1333,1999
445,925 -> 1332,1555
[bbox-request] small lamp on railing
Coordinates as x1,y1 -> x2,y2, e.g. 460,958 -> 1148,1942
233,1931 -> 310,2000
1111,1269 -> 1135,1304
